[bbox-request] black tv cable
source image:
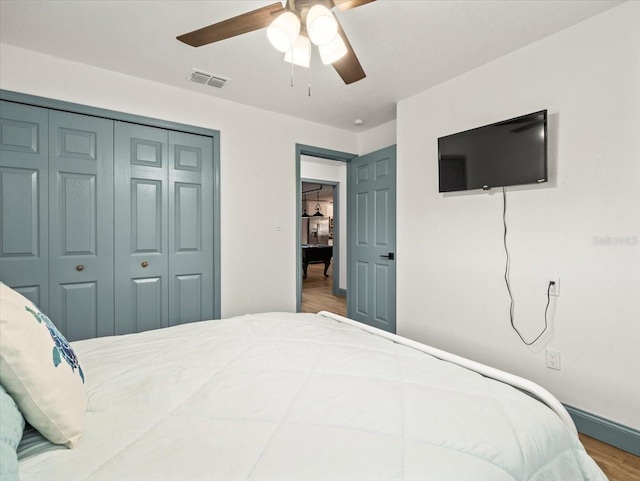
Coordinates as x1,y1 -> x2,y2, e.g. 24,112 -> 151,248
502,187 -> 553,345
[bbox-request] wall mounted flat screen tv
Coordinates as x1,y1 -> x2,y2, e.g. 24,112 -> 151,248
438,110 -> 548,192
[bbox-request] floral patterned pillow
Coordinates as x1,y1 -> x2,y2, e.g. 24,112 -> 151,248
0,283 -> 86,448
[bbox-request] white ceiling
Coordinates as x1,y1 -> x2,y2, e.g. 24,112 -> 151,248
0,0 -> 624,132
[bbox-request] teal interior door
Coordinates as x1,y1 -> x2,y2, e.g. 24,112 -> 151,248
347,145 -> 397,333
48,110 -> 114,341
168,131 -> 214,325
0,101 -> 49,308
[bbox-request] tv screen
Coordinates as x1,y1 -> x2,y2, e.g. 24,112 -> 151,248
438,110 -> 547,192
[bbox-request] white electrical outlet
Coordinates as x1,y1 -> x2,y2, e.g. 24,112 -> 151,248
548,277 -> 560,297
546,349 -> 561,370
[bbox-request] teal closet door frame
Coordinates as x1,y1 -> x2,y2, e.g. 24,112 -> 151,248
0,89 -> 222,323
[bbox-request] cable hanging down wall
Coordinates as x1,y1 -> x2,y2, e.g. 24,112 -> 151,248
502,186 -> 553,345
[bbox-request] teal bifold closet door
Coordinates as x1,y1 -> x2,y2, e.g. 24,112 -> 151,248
2,99 -> 216,339
114,123 -> 214,333
48,110 -> 114,341
168,131 -> 214,325
114,122 -> 169,334
0,101 -> 49,309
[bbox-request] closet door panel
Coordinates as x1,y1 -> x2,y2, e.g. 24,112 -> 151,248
60,281 -> 98,342
168,131 -> 214,325
1,168 -> 39,256
49,110 -> 114,340
0,101 -> 49,309
115,122 -> 168,334
131,277 -> 163,332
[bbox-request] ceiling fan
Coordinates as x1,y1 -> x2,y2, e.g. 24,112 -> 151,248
177,0 -> 376,85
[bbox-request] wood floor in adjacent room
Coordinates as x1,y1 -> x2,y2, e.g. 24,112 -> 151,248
300,263 -> 346,317
300,265 -> 639,481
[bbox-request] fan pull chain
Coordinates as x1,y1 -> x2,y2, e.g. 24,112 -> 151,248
308,56 -> 312,97
291,58 -> 294,87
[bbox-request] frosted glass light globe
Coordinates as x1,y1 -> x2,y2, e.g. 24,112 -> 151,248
267,11 -> 301,53
284,35 -> 311,68
306,5 -> 338,46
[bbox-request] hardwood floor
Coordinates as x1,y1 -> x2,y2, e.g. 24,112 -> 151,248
300,263 -> 346,316
301,264 -> 639,481
580,434 -> 640,481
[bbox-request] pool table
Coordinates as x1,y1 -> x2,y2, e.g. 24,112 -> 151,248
302,245 -> 332,279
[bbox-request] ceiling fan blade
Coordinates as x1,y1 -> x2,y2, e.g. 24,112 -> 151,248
332,0 -> 376,12
177,2 -> 285,47
331,18 -> 366,84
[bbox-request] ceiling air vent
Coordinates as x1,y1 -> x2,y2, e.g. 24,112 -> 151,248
189,69 -> 230,89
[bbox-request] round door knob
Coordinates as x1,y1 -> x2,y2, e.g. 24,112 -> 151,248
76,265 -> 84,272
141,261 -> 149,268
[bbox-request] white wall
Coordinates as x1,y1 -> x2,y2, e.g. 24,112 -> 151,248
358,120 -> 397,155
397,2 -> 640,428
301,156 -> 347,290
0,44 -> 358,318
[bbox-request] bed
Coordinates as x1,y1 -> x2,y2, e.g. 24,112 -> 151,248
9,309 -> 606,480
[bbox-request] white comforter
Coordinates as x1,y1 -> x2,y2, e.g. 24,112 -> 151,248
18,312 -> 606,481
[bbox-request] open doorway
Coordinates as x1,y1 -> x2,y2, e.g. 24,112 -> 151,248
300,181 -> 345,315
295,145 -> 356,315
298,154 -> 350,316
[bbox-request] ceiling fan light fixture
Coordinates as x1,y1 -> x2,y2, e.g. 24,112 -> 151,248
267,11 -> 301,53
319,35 -> 347,65
306,5 -> 338,46
284,34 -> 311,68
